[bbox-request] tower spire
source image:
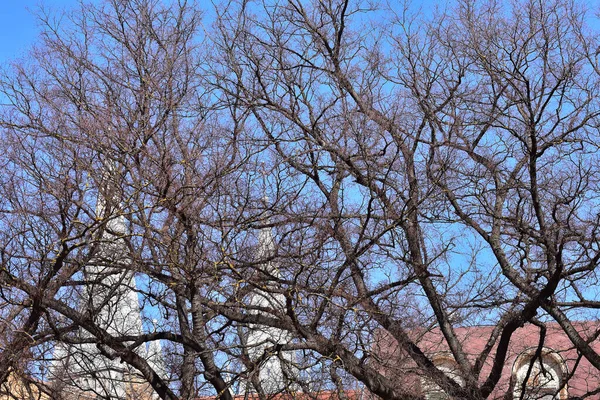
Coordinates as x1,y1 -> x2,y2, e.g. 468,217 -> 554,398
239,197 -> 296,394
95,161 -> 127,236
50,166 -> 155,399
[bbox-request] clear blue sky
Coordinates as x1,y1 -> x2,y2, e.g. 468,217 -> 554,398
0,1 -> 82,64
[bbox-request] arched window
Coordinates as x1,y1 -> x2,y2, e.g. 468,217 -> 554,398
512,348 -> 568,400
422,355 -> 464,400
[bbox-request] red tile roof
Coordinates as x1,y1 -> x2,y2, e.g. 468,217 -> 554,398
374,321 -> 600,398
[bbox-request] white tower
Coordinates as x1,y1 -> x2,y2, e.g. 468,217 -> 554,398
51,187 -> 164,399
240,226 -> 296,394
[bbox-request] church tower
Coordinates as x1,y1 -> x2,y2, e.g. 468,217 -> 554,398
50,180 -> 164,399
239,225 -> 296,394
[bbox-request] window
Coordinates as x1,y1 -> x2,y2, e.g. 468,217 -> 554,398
512,349 -> 567,400
422,356 -> 464,400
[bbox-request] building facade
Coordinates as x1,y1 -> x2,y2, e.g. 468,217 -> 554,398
374,322 -> 600,399
48,195 -> 164,400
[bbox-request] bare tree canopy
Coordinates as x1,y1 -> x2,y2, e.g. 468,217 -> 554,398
2,0 -> 600,399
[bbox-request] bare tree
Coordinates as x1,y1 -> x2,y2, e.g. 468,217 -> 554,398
209,0 -> 600,399
3,0 -> 600,399
0,0 -> 231,399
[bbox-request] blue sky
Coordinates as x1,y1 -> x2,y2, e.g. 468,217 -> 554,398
0,1 -> 82,64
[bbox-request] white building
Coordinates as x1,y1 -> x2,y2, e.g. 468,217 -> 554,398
50,194 -> 164,399
239,226 -> 297,395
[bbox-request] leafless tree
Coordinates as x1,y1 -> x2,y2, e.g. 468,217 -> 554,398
3,0 -> 600,399
0,0 -> 233,399
209,0 -> 600,399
